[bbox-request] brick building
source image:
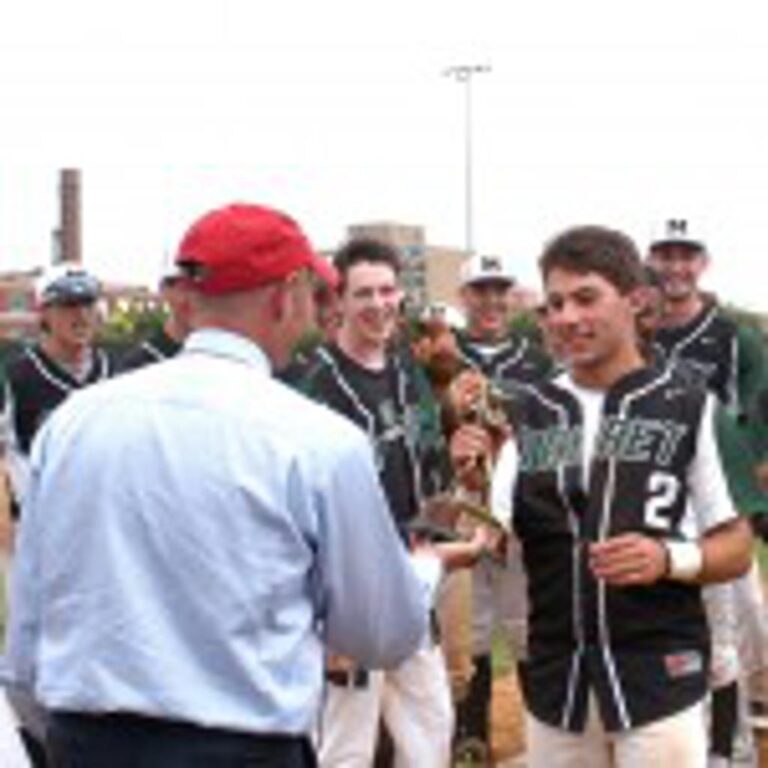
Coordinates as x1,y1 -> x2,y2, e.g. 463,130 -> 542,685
340,221 -> 540,316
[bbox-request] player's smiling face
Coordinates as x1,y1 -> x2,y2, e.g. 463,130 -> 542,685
544,268 -> 639,375
647,244 -> 708,303
339,261 -> 402,349
42,301 -> 99,352
461,280 -> 515,340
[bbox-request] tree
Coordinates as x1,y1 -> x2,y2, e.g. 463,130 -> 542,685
98,303 -> 165,350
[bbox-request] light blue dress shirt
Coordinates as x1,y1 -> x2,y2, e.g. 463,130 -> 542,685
3,329 -> 428,735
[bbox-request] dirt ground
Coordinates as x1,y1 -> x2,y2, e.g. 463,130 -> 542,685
490,670 -> 525,764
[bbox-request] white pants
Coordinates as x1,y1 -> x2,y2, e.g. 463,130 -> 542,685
0,552 -> 31,768
316,645 -> 453,767
734,560 -> 768,676
704,560 -> 768,687
526,697 -> 707,768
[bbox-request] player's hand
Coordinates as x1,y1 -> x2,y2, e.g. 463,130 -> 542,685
449,423 -> 492,464
429,524 -> 497,571
588,533 -> 668,586
464,523 -> 495,556
449,424 -> 493,489
326,652 -> 356,672
447,369 -> 487,417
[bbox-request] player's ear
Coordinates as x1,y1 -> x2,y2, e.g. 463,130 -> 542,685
269,270 -> 310,326
267,277 -> 292,322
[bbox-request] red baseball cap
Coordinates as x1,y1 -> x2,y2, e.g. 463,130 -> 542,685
175,203 -> 337,295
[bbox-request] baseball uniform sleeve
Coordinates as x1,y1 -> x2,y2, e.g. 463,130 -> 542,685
687,394 -> 740,534
315,425 -> 429,668
490,437 -> 519,531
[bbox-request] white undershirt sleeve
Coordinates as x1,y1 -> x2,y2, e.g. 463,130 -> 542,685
490,437 -> 519,531
687,394 -> 739,535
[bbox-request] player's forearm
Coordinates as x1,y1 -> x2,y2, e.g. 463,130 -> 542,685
433,538 -> 487,570
697,517 -> 753,584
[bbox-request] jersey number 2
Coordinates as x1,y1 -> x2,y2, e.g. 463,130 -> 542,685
644,472 -> 680,531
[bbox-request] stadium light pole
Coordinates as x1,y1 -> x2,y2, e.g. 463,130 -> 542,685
443,64 -> 491,256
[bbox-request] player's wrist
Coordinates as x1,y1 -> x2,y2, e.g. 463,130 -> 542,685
662,540 -> 703,582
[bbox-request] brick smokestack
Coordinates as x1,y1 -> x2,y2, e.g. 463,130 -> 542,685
58,168 -> 82,264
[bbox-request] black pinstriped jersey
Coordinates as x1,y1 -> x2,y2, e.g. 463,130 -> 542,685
291,343 -> 451,533
510,365 -> 732,733
455,331 -> 553,394
2,344 -> 113,456
653,302 -> 764,416
118,329 -> 181,373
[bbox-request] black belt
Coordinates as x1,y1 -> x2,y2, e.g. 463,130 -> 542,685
325,613 -> 440,692
48,711 -> 316,766
325,669 -> 370,688
49,710 -> 305,744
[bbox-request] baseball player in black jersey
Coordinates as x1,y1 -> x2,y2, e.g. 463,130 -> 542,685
454,225 -> 752,767
1,266 -> 112,515
449,253 -> 553,760
648,219 -> 767,765
294,238 -> 490,768
0,265 -> 112,768
454,254 -> 552,393
647,219 -> 765,419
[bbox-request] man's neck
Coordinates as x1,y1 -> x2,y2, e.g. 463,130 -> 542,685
465,326 -> 508,345
336,328 -> 388,371
569,347 -> 646,391
164,318 -> 184,344
660,293 -> 706,329
41,336 -> 89,370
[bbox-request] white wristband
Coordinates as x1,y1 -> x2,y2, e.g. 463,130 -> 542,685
664,540 -> 703,582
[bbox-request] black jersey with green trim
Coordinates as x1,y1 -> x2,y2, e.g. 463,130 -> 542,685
118,329 -> 181,372
512,365 -> 723,734
455,331 -> 552,394
653,303 -> 764,416
2,344 -> 113,455
292,343 -> 450,530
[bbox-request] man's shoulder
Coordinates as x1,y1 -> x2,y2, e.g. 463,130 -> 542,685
116,343 -> 156,373
723,312 -> 767,356
4,344 -> 41,378
270,375 -> 370,454
514,333 -> 554,373
707,304 -> 742,336
496,375 -> 565,424
116,332 -> 179,373
290,343 -> 336,378
287,344 -> 356,400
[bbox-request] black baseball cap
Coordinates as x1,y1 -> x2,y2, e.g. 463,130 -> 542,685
38,267 -> 101,306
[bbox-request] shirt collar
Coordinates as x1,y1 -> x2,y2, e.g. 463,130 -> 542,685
183,328 -> 272,374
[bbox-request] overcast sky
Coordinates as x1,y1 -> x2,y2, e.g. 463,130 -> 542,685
1,0 -> 767,310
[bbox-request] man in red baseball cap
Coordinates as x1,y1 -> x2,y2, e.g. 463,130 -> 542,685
175,203 -> 338,371
176,202 -> 337,296
5,203 -> 428,768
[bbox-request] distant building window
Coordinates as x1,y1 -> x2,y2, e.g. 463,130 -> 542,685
401,245 -> 424,261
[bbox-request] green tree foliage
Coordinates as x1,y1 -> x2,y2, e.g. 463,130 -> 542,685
509,309 -> 544,345
98,303 -> 165,349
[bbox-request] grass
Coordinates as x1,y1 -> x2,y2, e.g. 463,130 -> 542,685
492,627 -> 514,678
756,541 -> 768,577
